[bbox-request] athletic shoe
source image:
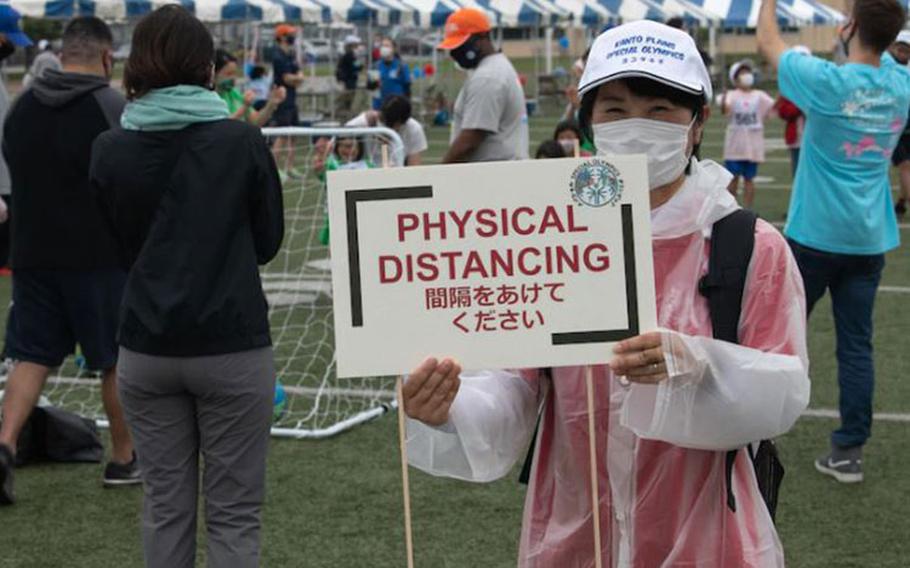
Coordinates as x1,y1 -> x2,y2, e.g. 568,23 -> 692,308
103,453 -> 142,487
0,443 -> 15,505
896,199 -> 907,219
815,452 -> 863,483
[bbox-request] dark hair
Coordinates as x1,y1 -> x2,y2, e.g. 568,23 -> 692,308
335,137 -> 365,162
250,65 -> 267,80
380,95 -> 412,127
554,119 -> 583,142
666,16 -> 685,29
214,48 -> 238,73
61,17 -> 112,63
123,5 -> 214,100
536,140 -> 566,159
853,0 -> 906,53
578,77 -> 705,159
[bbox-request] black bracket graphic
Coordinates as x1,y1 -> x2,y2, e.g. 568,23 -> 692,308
346,186 -> 434,327
550,204 -> 639,345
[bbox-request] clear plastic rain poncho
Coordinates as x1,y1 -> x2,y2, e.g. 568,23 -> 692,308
406,158 -> 811,567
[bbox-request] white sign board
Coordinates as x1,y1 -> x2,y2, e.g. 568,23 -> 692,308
327,157 -> 657,378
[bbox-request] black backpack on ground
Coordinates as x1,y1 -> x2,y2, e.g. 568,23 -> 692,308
8,405 -> 104,466
518,209 -> 784,522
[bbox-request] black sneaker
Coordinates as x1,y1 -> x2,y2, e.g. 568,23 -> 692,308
815,452 -> 863,483
896,199 -> 907,219
103,453 -> 142,487
0,443 -> 15,505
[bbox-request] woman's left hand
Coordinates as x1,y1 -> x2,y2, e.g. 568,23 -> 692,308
609,331 -> 668,384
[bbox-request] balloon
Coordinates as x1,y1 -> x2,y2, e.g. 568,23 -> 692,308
412,68 -> 423,79
558,36 -> 570,49
424,63 -> 435,77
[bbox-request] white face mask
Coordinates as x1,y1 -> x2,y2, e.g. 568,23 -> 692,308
558,139 -> 577,155
380,46 -> 394,59
593,118 -> 694,190
739,72 -> 755,88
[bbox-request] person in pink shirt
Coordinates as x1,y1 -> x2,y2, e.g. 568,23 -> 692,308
721,60 -> 776,209
401,21 -> 809,568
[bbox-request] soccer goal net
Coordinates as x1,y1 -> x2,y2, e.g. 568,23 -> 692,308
0,126 -> 407,439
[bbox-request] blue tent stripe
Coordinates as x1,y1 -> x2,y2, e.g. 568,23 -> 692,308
304,0 -> 333,23
76,0 -> 94,16
42,0 -> 74,17
222,0 -> 263,20
725,0 -> 752,26
126,0 -> 150,17
581,5 -> 601,24
596,0 -> 621,16
346,0 -> 375,22
430,0 -> 452,26
369,0 -> 402,25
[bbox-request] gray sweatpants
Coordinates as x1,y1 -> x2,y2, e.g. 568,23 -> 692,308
117,347 -> 275,568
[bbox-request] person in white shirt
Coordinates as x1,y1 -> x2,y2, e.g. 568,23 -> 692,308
345,94 -> 427,166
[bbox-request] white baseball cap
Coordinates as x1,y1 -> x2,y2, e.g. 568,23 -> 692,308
728,59 -> 754,84
792,45 -> 812,56
343,34 -> 362,46
896,30 -> 910,46
578,20 -> 712,103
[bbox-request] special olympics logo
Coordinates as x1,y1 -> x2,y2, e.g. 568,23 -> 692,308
570,159 -> 624,208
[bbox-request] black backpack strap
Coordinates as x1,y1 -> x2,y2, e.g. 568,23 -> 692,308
698,209 -> 757,345
698,208 -> 757,514
518,368 -> 551,485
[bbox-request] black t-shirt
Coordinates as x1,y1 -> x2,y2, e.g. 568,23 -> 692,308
273,49 -> 299,110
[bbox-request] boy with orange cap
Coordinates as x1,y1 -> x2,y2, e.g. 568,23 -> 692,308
271,24 -> 305,180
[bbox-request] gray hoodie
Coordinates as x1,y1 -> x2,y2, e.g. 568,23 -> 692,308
29,69 -> 125,128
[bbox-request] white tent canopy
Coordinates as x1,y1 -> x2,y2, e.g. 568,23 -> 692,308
6,0 -> 842,25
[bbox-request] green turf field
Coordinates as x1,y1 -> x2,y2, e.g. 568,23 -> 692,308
0,83 -> 909,567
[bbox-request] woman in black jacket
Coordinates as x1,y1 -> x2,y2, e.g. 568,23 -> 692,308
89,7 -> 283,568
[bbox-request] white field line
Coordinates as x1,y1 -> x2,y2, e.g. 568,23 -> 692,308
879,286 -> 910,294
802,408 -> 910,423
10,377 -> 909,422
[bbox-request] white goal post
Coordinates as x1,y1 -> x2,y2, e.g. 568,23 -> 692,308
0,126 -> 409,440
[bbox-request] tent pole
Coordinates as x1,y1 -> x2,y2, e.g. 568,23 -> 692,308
243,19 -> 251,68
709,24 -> 717,73
544,25 -> 553,75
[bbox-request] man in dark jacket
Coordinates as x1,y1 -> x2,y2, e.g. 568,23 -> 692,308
0,16 -> 138,506
334,34 -> 363,121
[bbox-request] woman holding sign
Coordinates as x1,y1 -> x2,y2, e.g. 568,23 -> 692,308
403,20 -> 809,567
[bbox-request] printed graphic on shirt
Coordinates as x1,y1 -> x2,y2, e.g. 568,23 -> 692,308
839,89 -> 905,159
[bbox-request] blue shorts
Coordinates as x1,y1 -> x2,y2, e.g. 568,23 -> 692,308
3,269 -> 127,371
725,160 -> 759,180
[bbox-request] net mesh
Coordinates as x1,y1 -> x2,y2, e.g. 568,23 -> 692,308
0,127 -> 405,439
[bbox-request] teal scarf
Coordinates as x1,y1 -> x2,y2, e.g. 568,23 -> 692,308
121,85 -> 229,131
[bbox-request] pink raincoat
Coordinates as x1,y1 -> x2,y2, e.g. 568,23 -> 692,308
407,159 -> 811,567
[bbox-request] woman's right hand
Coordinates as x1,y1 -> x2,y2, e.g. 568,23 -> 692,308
402,357 -> 462,427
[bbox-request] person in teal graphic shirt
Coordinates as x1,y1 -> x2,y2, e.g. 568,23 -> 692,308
759,0 -> 910,484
